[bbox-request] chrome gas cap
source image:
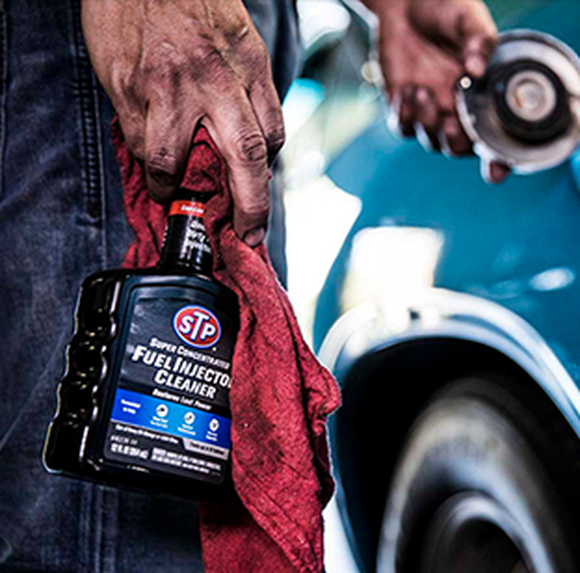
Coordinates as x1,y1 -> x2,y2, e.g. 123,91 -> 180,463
457,30 -> 580,174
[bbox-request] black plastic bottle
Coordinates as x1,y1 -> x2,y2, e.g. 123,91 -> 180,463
43,192 -> 239,502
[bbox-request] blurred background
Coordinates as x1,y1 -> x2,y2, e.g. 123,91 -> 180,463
281,1 -> 580,571
282,0 -> 580,343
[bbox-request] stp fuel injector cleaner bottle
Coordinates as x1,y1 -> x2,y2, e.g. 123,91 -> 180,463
43,192 -> 238,502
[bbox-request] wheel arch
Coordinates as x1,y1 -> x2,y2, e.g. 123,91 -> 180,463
321,290 -> 580,572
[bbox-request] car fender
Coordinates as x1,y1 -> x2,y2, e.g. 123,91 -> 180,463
320,288 -> 580,571
320,287 -> 580,437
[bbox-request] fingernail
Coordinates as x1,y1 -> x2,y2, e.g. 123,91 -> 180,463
466,55 -> 487,78
243,227 -> 266,247
480,161 -> 510,185
490,162 -> 511,184
416,88 -> 430,103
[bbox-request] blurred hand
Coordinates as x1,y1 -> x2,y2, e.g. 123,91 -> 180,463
365,0 -> 511,184
82,0 -> 285,246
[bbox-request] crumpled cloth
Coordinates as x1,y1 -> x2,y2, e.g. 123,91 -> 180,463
111,118 -> 341,572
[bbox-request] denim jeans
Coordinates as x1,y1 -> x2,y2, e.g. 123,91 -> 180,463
0,1 -> 298,571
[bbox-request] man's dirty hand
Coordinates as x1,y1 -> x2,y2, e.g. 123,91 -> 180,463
82,0 -> 285,245
362,0 -> 510,184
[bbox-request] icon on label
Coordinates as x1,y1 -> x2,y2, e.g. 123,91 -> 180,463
184,412 -> 195,425
209,419 -> 220,432
156,404 -> 169,418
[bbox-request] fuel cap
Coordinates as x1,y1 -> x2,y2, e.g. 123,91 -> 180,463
457,30 -> 580,174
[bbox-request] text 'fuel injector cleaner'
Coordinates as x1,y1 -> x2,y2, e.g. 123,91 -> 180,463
43,193 -> 239,502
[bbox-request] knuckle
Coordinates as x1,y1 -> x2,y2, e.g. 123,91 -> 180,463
248,42 -> 270,70
158,57 -> 187,90
232,131 -> 268,166
125,131 -> 145,160
113,79 -> 145,119
138,54 -> 163,82
140,49 -> 187,88
200,48 -> 226,70
189,43 -> 234,85
162,45 -> 189,69
223,17 -> 251,44
195,43 -> 227,72
111,67 -> 136,99
265,124 -> 285,155
140,62 -> 157,79
146,147 -> 180,179
240,195 -> 270,222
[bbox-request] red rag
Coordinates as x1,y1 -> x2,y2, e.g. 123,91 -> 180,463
111,118 -> 342,573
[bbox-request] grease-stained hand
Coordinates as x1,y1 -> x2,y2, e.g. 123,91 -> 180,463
82,0 -> 286,246
364,0 -> 511,184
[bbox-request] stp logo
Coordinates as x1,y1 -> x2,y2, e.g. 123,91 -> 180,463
173,306 -> 221,349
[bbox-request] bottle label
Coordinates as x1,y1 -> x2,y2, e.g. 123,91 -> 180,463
169,200 -> 205,218
103,288 -> 236,485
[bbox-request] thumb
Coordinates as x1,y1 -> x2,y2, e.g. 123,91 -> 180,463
458,2 -> 498,78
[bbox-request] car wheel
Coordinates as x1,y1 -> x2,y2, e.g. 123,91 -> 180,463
376,374 -> 580,573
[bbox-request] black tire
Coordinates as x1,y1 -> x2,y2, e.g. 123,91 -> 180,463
376,374 -> 580,573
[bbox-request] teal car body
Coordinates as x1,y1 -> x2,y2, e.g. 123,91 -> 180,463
310,2 -> 580,570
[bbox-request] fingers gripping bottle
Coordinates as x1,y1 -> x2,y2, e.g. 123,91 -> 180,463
43,193 -> 239,502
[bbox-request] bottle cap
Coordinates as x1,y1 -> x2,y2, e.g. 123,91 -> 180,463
159,192 -> 213,273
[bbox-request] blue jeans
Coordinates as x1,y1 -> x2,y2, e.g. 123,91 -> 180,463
0,1 -> 298,570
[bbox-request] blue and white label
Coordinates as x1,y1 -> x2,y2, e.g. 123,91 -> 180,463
104,293 -> 236,485
111,388 -> 231,455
